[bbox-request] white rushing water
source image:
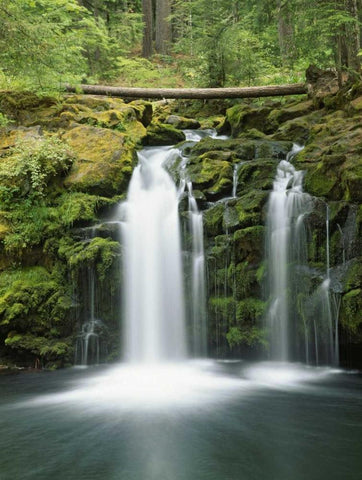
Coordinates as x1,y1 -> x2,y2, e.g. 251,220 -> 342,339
187,181 -> 207,356
266,145 -> 339,365
120,147 -> 187,363
266,145 -> 306,361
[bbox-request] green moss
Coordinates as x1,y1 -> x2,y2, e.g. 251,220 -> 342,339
144,122 -> 185,146
55,192 -> 111,226
268,100 -> 314,128
228,262 -> 259,300
165,115 -> 200,129
59,236 -> 120,282
341,156 -> 362,202
226,104 -> 272,136
209,296 -> 235,321
63,125 -> 137,196
233,226 -> 265,264
190,137 -> 255,160
0,266 -> 73,366
340,289 -> 362,340
226,325 -> 267,348
344,259 -> 362,292
303,162 -> 339,199
235,297 -> 266,324
187,157 -> 233,200
0,136 -> 74,200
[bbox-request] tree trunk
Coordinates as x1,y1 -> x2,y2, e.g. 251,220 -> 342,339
64,83 -> 307,99
345,0 -> 361,77
142,0 -> 153,57
277,0 -> 295,67
155,0 -> 172,54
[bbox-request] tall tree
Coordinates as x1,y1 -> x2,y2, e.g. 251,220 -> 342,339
142,0 -> 153,57
155,0 -> 172,54
345,0 -> 361,76
277,0 -> 295,66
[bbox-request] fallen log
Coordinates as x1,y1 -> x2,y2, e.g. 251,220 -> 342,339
64,83 -> 307,99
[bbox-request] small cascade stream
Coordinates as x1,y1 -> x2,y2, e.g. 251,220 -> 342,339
74,228 -> 101,366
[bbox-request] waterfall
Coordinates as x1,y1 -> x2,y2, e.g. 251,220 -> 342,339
265,145 -> 307,361
187,181 -> 207,357
120,146 -> 187,363
265,145 -> 340,365
75,228 -> 101,366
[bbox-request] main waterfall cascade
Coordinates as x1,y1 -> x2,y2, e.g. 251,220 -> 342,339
265,145 -> 339,365
74,133 -> 341,368
119,130 -> 212,363
119,146 -> 186,362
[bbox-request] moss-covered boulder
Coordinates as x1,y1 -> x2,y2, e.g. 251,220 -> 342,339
63,126 -> 137,196
187,153 -> 233,200
339,259 -> 362,343
226,103 -> 272,136
144,122 -> 186,146
166,115 -> 200,129
233,226 -> 265,264
0,266 -> 74,368
268,100 -> 314,129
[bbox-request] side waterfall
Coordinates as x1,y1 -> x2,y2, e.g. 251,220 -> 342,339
266,145 -> 339,365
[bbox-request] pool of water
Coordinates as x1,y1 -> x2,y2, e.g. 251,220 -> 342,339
1,360 -> 361,480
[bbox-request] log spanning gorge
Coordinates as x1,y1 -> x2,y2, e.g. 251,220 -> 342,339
1,128 -> 361,480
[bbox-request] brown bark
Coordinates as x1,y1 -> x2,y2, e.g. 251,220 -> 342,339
277,0 -> 295,66
345,0 -> 361,76
155,0 -> 172,54
64,83 -> 307,99
142,0 -> 153,57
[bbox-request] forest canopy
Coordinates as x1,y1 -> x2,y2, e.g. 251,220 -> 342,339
0,0 -> 360,90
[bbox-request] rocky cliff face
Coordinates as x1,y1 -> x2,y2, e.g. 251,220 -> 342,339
0,83 -> 360,369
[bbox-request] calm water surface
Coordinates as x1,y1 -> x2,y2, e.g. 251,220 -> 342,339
0,361 -> 361,480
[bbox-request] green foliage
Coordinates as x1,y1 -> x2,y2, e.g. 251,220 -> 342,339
0,266 -> 73,363
235,298 -> 266,324
0,136 -> 74,202
59,237 -> 120,281
55,192 -> 106,226
0,112 -> 12,128
226,325 -> 267,348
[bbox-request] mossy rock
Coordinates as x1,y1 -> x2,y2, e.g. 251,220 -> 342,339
191,137 -> 254,161
272,118 -> 310,143
350,96 -> 362,112
268,100 -> 314,128
63,94 -> 126,111
203,203 -> 225,237
0,91 -> 57,120
63,125 -> 137,196
143,122 -> 185,146
166,115 -> 200,129
128,100 -> 153,126
236,159 -> 278,193
0,126 -> 42,151
187,156 -> 233,200
233,226 -> 265,264
340,155 -> 362,203
226,104 -> 272,137
343,258 -> 362,292
340,289 -> 362,342
303,161 -> 340,200
234,190 -> 268,225
0,266 -> 74,367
